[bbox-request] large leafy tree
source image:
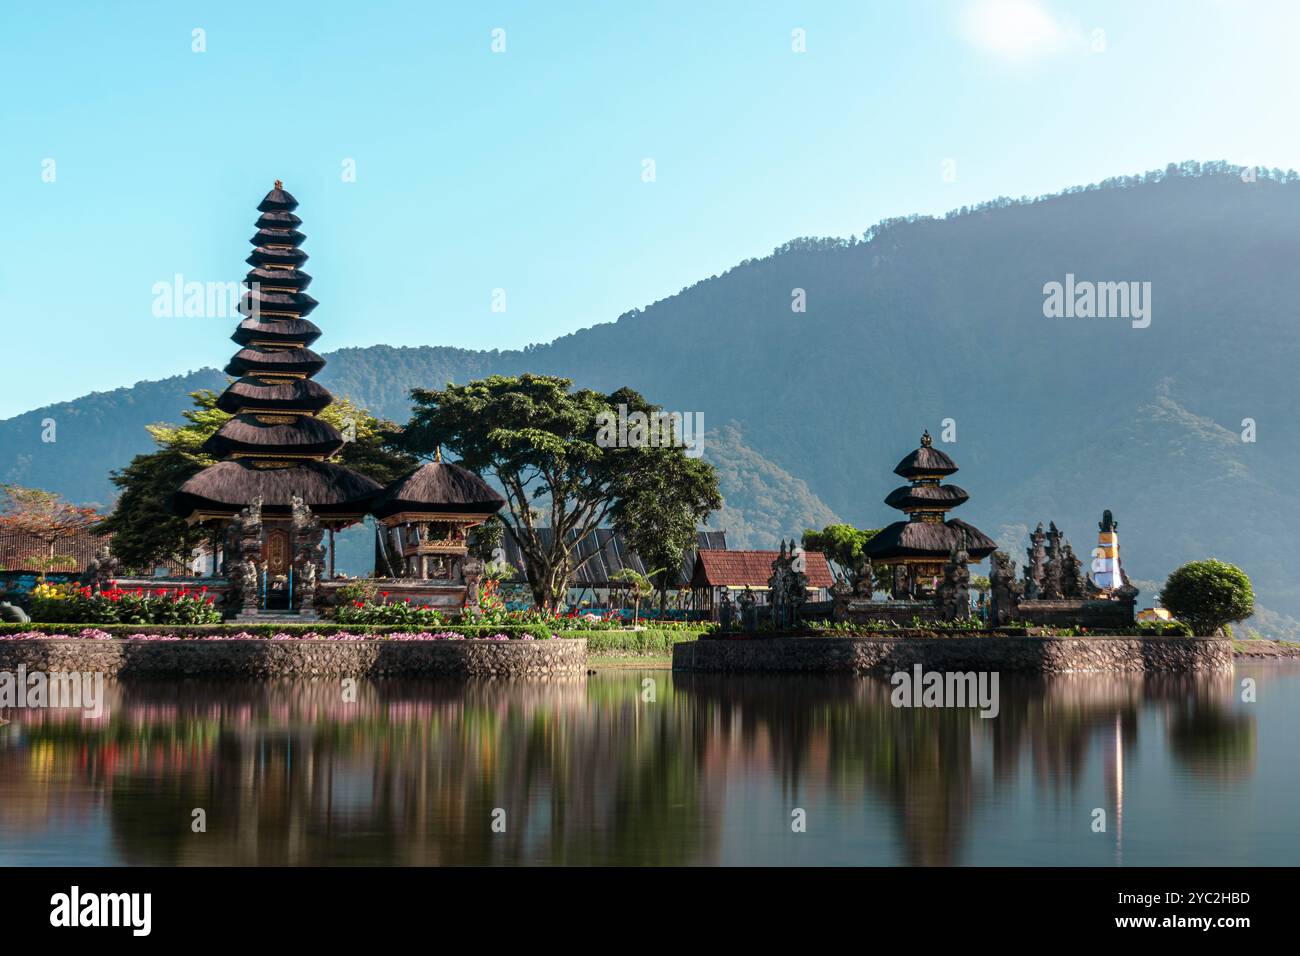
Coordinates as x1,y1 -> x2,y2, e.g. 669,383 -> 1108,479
402,374 -> 721,610
98,389 -> 416,572
1159,559 -> 1255,636
0,485 -> 101,577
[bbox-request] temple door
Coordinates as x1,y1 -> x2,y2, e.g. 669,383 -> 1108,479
263,528 -> 291,575
262,528 -> 291,609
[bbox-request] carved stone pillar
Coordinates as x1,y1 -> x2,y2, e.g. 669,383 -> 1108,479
290,495 -> 325,614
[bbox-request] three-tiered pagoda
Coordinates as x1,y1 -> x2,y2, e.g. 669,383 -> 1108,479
862,431 -> 996,598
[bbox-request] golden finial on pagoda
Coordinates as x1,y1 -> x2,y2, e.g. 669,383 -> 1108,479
920,430 -> 933,448
274,179 -> 283,190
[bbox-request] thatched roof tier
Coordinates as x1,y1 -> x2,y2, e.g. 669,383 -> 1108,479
245,266 -> 312,291
257,184 -> 299,212
238,289 -> 319,319
251,227 -> 305,247
232,316 -> 322,347
202,414 -> 343,459
256,209 -> 301,229
246,245 -> 308,269
174,460 -> 381,519
883,483 -> 970,512
371,462 -> 506,520
893,444 -> 959,479
862,518 -> 997,562
215,376 -> 333,414
224,345 -> 326,378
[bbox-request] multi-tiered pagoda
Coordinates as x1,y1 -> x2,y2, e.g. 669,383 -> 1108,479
173,183 -> 504,618
173,183 -> 383,610
862,431 -> 996,598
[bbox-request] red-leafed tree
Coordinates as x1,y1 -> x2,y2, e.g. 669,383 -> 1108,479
0,485 -> 101,575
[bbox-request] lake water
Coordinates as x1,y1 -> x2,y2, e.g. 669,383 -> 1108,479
1,665 -> 1296,866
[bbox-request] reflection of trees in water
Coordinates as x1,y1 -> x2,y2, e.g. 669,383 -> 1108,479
1,676 -> 716,866
674,670 -> 1253,866
1159,673 -> 1255,779
0,670 -> 1256,865
676,675 -> 977,865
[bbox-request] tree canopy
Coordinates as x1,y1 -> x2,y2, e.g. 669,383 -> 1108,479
0,485 -> 101,570
1159,559 -> 1255,637
802,523 -> 881,586
402,374 -> 720,610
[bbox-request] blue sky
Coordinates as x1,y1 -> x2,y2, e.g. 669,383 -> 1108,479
1,0 -> 1296,418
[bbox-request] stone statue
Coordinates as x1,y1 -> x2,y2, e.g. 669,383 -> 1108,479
891,564 -> 910,600
1060,540 -> 1086,598
0,601 -> 30,623
290,495 -> 325,613
737,586 -> 757,631
1024,523 -> 1047,599
767,539 -> 808,627
719,587 -> 735,629
936,548 -> 971,621
236,558 -> 259,613
226,497 -> 264,615
1041,522 -> 1064,599
851,554 -> 874,597
989,550 -> 1023,625
79,545 -> 120,590
461,553 -> 484,609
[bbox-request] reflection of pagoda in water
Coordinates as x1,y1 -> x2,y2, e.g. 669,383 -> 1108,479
862,431 -> 996,598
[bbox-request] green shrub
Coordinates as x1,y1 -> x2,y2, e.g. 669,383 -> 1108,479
335,599 -> 449,627
1136,619 -> 1194,637
1159,560 -> 1254,636
578,629 -> 705,655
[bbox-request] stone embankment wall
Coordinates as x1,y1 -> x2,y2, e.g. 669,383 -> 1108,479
0,638 -> 587,679
673,635 -> 1231,674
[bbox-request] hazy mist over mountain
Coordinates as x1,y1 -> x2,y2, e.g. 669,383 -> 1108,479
4,164 -> 1296,627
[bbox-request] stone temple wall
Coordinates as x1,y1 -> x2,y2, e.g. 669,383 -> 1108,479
1016,597 -> 1136,629
673,635 -> 1231,674
833,600 -> 945,626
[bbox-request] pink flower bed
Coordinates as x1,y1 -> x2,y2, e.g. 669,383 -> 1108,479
0,629 -> 545,642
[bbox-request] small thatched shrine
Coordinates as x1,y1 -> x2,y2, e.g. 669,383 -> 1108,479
371,458 -> 505,582
861,431 -> 996,599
